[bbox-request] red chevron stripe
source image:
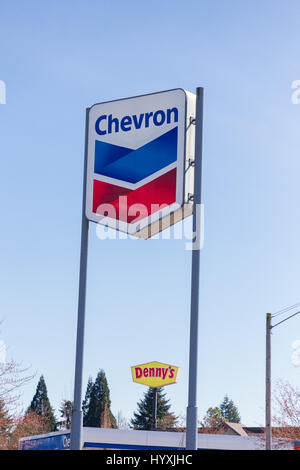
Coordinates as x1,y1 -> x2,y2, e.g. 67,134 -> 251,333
93,169 -> 177,223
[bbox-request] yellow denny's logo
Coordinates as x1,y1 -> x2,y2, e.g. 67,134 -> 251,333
131,361 -> 180,388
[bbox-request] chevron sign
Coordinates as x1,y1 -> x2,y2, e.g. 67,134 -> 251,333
86,89 -> 196,237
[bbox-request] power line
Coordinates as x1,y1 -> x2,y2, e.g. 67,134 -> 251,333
271,302 -> 300,318
271,309 -> 300,329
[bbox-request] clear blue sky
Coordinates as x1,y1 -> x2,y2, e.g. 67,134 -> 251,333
0,0 -> 300,427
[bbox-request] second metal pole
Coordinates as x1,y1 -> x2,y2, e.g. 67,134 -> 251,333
186,87 -> 204,450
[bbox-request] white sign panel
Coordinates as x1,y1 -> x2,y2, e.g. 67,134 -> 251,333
85,89 -> 195,236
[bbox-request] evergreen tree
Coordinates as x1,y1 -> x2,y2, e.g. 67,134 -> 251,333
130,387 -> 177,430
220,395 -> 241,423
59,400 -> 73,430
83,370 -> 117,428
82,376 -> 93,426
26,375 -> 57,431
0,399 -> 13,442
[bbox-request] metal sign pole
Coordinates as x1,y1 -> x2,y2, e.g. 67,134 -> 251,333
70,109 -> 90,450
152,387 -> 158,430
186,87 -> 204,450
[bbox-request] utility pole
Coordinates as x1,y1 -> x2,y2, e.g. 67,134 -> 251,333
265,307 -> 300,451
265,313 -> 272,450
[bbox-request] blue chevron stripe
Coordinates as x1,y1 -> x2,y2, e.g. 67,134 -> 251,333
94,127 -> 178,184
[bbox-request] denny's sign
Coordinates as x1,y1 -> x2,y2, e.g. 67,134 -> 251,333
131,361 -> 180,388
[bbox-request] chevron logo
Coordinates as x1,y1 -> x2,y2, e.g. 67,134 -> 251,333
92,127 -> 178,223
